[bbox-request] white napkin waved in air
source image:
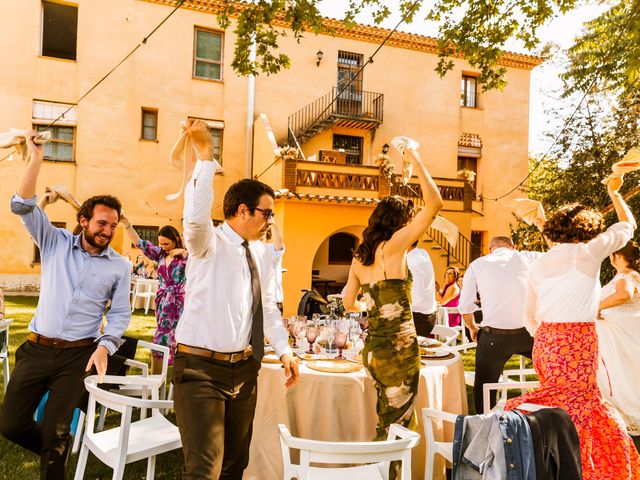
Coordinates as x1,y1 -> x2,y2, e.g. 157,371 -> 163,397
390,136 -> 419,186
0,128 -> 52,162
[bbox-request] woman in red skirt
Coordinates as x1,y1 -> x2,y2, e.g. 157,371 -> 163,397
506,175 -> 640,479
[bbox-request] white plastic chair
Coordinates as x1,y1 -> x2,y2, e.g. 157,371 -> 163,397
423,401 -> 549,480
0,319 -> 13,394
278,423 -> 420,480
431,325 -> 458,346
483,380 -> 541,414
72,341 -> 170,454
73,375 -> 181,480
131,279 -> 158,314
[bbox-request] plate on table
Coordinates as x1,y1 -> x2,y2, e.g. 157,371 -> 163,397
417,336 -> 443,348
419,347 -> 451,358
298,353 -> 322,361
305,360 -> 363,374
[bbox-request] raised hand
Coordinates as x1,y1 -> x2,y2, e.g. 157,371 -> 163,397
185,118 -> 214,161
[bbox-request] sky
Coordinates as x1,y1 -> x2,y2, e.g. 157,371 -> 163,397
317,1 -> 608,155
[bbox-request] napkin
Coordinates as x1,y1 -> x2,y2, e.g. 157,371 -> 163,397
0,128 -> 52,162
602,148 -> 640,185
390,136 -> 419,186
509,198 -> 546,228
431,215 -> 459,248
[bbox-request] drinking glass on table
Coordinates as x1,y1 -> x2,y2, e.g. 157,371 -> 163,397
305,320 -> 318,354
334,319 -> 350,359
293,320 -> 306,354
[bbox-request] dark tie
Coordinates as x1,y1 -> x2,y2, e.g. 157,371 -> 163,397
242,240 -> 264,361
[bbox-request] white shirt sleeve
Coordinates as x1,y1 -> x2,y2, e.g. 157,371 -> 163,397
458,264 -> 479,315
586,222 -> 634,262
260,248 -> 293,358
182,160 -> 221,258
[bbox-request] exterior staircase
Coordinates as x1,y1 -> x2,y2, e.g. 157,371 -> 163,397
288,87 -> 384,146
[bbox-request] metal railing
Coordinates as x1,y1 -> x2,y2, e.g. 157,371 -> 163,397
288,88 -> 384,144
425,227 -> 474,268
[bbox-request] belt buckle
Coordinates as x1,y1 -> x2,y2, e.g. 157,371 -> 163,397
230,352 -> 242,363
52,338 -> 63,348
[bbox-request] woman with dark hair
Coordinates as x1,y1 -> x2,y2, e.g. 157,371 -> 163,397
597,240 -> 640,436
342,148 -> 443,446
436,266 -> 461,326
123,219 -> 188,373
506,176 -> 640,478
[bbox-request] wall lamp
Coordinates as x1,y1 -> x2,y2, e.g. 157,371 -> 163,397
316,50 -> 323,66
382,143 -> 390,154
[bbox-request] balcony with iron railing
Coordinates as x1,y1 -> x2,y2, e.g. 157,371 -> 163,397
288,88 -> 384,147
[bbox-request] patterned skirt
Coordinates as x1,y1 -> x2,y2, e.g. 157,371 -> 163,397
505,322 -> 640,479
363,315 -> 421,441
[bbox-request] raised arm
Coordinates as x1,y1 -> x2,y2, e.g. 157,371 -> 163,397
386,148 -> 443,253
182,119 -> 220,258
17,132 -> 43,200
270,222 -> 285,251
608,175 -> 636,229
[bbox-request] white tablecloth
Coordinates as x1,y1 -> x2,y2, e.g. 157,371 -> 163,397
244,353 -> 468,480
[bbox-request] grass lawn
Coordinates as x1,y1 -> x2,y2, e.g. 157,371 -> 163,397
0,296 -> 637,478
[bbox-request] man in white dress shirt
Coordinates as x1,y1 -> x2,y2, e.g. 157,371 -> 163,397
172,119 -> 298,479
458,236 -> 541,413
407,241 -> 438,336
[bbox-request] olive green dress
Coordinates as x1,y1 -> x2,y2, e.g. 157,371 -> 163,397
360,244 -> 421,441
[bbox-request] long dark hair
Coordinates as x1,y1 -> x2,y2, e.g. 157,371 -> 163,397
353,196 -> 413,266
158,225 -> 184,249
613,240 -> 640,273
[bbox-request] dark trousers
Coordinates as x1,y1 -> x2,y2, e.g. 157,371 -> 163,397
0,341 -> 94,479
172,352 -> 260,480
474,327 -> 533,414
413,311 -> 437,337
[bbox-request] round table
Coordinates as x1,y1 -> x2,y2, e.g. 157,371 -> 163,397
244,352 -> 468,480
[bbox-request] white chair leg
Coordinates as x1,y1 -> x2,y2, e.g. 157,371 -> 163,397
2,359 -> 8,394
73,444 -> 90,480
424,451 -> 435,480
112,460 -> 126,480
144,295 -> 151,315
72,411 -> 85,454
97,405 -> 107,431
146,455 -> 156,480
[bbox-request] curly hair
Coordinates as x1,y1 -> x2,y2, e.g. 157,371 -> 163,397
76,195 -> 122,223
542,204 -> 604,243
445,266 -> 461,282
353,195 -> 414,266
613,240 -> 640,273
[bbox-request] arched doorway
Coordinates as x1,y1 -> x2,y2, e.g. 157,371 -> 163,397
311,226 -> 363,297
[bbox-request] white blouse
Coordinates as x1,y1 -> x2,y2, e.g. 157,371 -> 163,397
524,222 -> 634,335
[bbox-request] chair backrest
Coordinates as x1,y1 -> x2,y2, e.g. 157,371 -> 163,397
482,380 -> 541,414
0,319 -> 13,357
431,325 -> 458,346
83,375 -> 173,460
278,423 -> 420,479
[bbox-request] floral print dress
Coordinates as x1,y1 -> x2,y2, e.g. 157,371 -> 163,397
138,240 -> 187,364
360,245 -> 421,442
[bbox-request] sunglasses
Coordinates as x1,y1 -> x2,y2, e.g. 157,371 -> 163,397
254,207 -> 275,220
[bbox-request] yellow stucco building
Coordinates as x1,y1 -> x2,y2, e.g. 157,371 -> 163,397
0,0 -> 541,315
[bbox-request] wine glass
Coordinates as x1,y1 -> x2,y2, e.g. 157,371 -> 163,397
334,319 -> 350,359
286,316 -> 297,348
293,320 -> 306,354
306,322 -> 318,354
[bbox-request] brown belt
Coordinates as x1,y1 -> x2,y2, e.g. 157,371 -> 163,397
177,344 -> 253,363
481,326 -> 529,336
28,332 -> 95,349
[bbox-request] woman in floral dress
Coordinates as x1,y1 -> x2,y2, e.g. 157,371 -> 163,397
505,175 -> 640,479
343,147 -> 443,444
123,218 -> 188,374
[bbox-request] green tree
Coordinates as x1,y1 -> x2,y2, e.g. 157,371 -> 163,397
213,0 -> 640,92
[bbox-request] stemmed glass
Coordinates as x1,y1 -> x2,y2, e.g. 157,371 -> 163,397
324,320 -> 336,354
334,319 -> 350,359
286,316 -> 298,349
306,321 -> 318,354
293,320 -> 306,354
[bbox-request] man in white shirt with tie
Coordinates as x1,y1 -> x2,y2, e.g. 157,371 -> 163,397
458,236 -> 541,413
172,119 -> 298,479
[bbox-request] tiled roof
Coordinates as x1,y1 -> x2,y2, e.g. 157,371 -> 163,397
144,0 -> 544,70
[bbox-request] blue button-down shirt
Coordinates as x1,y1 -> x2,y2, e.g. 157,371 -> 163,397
11,194 -> 131,354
